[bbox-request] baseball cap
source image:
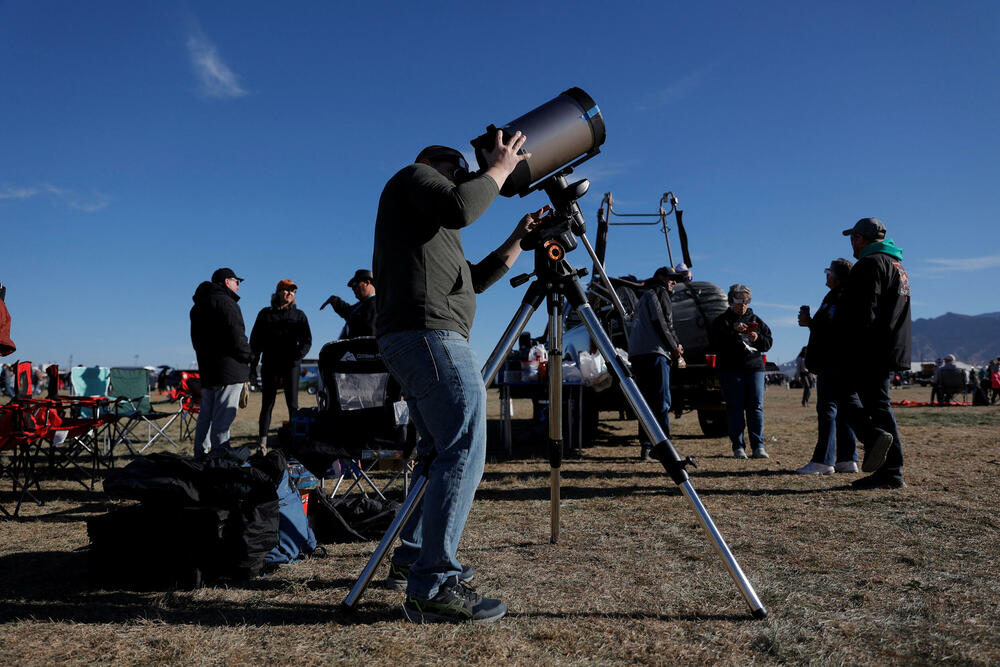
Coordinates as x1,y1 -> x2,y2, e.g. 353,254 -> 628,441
276,279 -> 297,291
347,269 -> 373,287
842,217 -> 886,240
415,145 -> 469,172
212,267 -> 244,283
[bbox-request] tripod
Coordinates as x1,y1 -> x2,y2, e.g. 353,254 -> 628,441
342,173 -> 767,619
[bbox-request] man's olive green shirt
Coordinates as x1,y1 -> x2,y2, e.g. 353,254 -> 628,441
373,163 -> 509,339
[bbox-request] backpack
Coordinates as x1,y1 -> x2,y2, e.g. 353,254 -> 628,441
265,470 -> 317,565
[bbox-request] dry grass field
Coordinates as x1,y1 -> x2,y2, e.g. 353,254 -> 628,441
2,384 -> 999,665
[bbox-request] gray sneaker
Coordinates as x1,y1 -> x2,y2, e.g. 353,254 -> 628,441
733,448 -> 749,459
862,429 -> 893,472
386,561 -> 475,591
835,461 -> 859,473
752,448 -> 769,459
403,577 -> 506,624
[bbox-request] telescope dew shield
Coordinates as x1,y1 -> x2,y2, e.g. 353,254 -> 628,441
471,87 -> 606,197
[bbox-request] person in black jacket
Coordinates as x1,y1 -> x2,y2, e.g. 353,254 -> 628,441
709,284 -> 773,459
250,279 -> 312,450
190,268 -> 252,457
320,269 -> 376,339
627,267 -> 685,462
795,258 -> 859,475
833,218 -> 910,489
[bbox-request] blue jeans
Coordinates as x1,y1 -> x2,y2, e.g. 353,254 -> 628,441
378,330 -> 486,600
194,382 -> 242,457
718,370 -> 765,451
632,354 -> 671,447
810,372 -> 858,466
834,369 -> 904,480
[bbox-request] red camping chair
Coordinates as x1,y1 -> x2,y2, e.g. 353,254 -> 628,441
0,400 -> 51,517
14,361 -> 32,398
44,396 -> 115,490
167,371 -> 201,442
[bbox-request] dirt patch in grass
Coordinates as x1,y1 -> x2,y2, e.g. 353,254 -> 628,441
2,385 -> 999,664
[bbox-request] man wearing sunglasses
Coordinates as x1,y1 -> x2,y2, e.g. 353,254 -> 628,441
372,131 -> 544,624
190,267 -> 253,457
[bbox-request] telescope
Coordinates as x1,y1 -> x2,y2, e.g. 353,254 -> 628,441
470,87 -> 606,197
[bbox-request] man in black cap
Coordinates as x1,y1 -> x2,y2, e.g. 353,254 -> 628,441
190,268 -> 253,456
832,218 -> 911,489
321,269 -> 376,339
627,266 -> 685,462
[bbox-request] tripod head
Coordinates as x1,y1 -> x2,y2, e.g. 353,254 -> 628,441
518,171 -> 590,258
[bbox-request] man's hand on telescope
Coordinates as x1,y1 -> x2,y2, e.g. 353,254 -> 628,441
513,205 -> 549,240
497,206 -> 548,268
483,130 -> 530,190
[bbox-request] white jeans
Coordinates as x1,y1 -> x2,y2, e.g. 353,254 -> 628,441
194,383 -> 243,456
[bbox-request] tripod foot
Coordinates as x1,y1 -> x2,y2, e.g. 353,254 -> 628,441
752,607 -> 768,620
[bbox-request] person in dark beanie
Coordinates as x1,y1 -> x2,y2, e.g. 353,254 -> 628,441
190,267 -> 252,457
709,284 -> 773,459
628,266 -> 685,462
796,258 -> 859,475
833,218 -> 911,489
320,269 -> 376,339
250,279 -> 312,450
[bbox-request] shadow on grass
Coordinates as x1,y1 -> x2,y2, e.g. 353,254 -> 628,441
0,549 -> 411,626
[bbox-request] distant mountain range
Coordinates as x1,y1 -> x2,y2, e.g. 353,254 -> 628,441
777,312 -> 1000,373
911,311 -> 1000,364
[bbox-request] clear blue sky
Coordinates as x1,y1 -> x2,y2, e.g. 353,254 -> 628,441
3,1 -> 998,369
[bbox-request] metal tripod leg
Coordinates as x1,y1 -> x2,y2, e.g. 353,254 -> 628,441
571,289 -> 767,619
341,464 -> 428,610
546,293 -> 564,544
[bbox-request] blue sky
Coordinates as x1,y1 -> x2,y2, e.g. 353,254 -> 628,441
2,1 -> 998,370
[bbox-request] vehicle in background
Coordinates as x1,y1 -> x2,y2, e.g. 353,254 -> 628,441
560,191 -> 730,438
300,362 -> 319,395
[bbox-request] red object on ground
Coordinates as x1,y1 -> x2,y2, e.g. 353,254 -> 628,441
891,400 -> 972,407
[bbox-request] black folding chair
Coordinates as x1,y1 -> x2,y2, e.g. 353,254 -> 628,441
290,337 -> 414,500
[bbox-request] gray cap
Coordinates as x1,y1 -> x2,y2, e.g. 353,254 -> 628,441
842,217 -> 886,240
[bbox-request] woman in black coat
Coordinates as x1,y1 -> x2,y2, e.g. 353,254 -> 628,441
250,279 -> 312,449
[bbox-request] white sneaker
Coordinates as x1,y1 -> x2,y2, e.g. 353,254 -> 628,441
796,461 -> 834,475
835,461 -> 859,473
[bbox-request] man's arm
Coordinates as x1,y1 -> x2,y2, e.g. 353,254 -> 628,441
494,206 -> 547,268
320,294 -> 352,319
227,304 -> 253,364
468,207 -> 546,292
653,289 -> 682,355
838,258 -> 880,332
298,311 -> 312,361
248,309 -> 265,369
753,317 -> 773,353
410,130 -> 531,230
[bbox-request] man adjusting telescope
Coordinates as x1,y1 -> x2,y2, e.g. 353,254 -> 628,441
373,131 -> 545,624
